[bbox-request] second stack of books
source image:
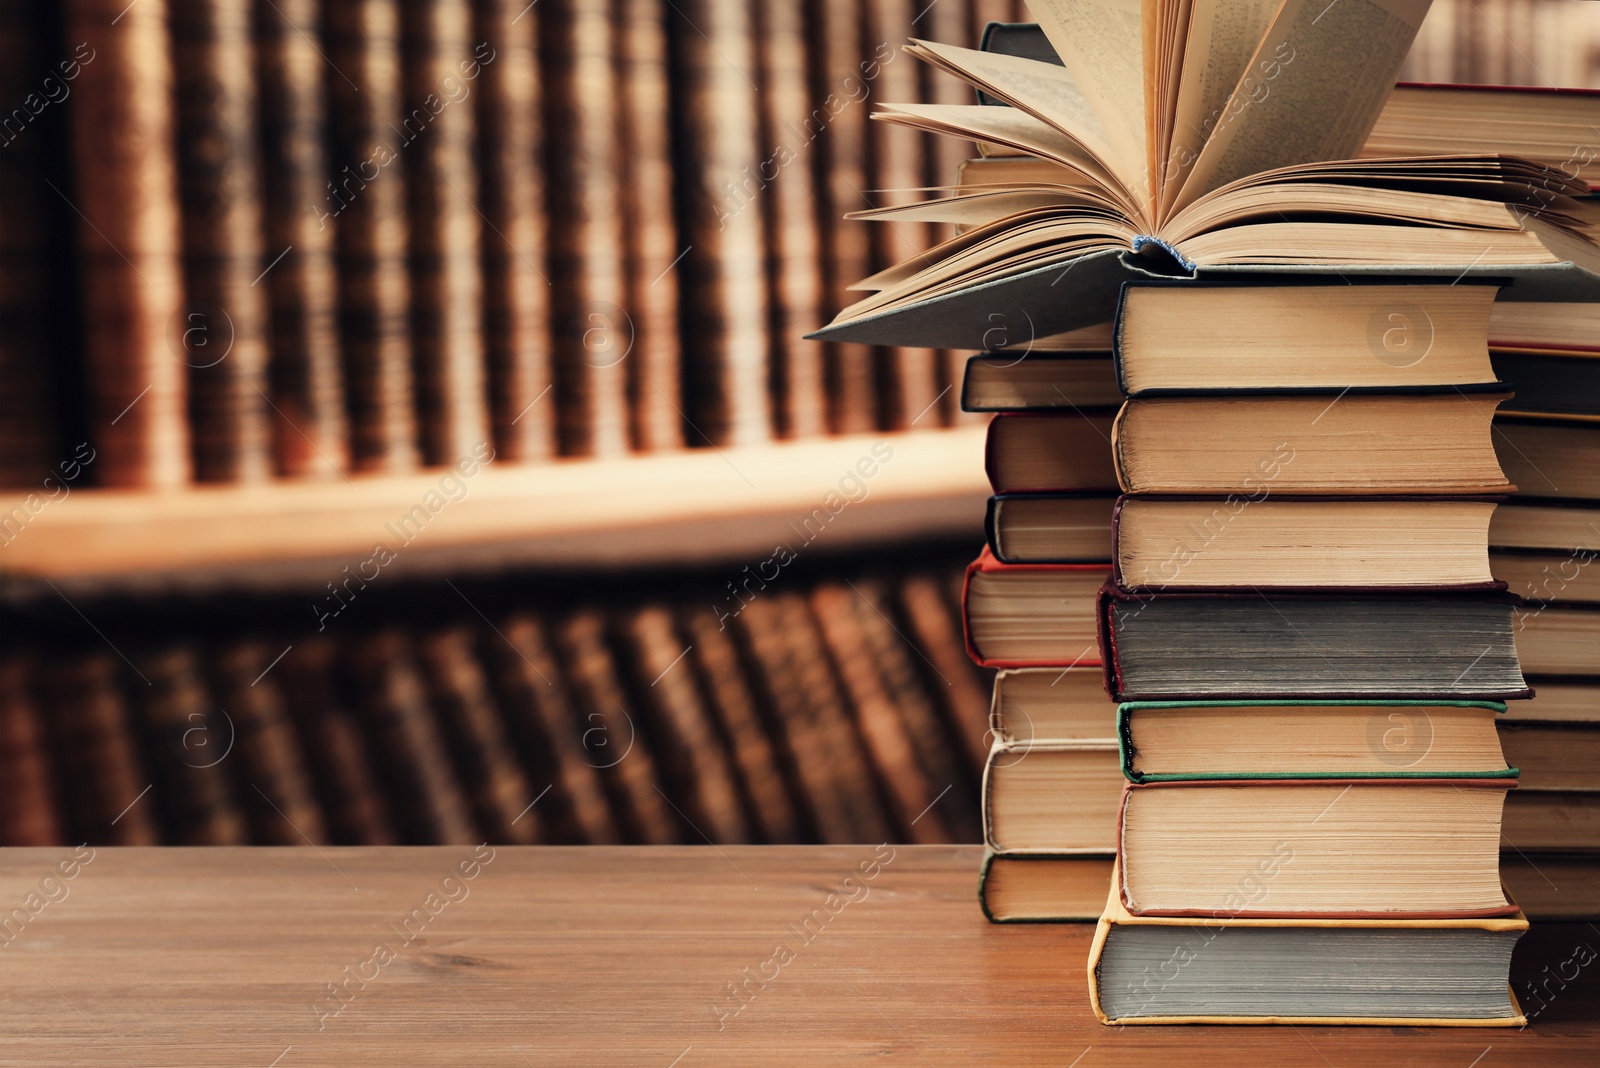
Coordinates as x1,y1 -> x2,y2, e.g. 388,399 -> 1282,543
959,323 -> 1126,922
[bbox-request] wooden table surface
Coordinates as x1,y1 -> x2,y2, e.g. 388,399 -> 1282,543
1,846 -> 1595,1066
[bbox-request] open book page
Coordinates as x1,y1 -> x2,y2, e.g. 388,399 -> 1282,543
872,105 -> 1137,214
1176,218 -> 1593,269
850,188 -> 1127,227
908,41 -> 1120,174
1164,0 -> 1283,215
1171,0 -> 1433,217
1148,0 -> 1193,207
1029,0 -> 1152,210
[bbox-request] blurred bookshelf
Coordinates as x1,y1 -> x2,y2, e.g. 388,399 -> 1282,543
3,0 -> 1599,848
0,544 -> 994,846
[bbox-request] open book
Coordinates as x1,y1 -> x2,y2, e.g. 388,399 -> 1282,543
810,0 -> 1600,350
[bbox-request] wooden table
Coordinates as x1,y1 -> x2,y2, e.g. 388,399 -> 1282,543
1,846 -> 1595,1065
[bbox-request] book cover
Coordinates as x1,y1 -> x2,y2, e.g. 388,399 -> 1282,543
1087,860 -> 1530,1026
963,547 -> 1108,669
1097,583 -> 1532,701
1115,777 -> 1521,919
1116,699 -> 1515,783
978,848 -> 1115,924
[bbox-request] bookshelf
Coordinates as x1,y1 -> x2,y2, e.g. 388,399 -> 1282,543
0,427 -> 989,592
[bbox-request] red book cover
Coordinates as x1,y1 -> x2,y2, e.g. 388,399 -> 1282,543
962,546 -> 1109,669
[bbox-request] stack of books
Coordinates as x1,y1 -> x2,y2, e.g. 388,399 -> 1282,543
815,0 -> 1600,1026
1087,278 -> 1533,1025
959,326 -> 1126,922
1489,301 -> 1600,918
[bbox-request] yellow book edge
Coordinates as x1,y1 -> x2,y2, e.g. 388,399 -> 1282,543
1086,858 -> 1528,1027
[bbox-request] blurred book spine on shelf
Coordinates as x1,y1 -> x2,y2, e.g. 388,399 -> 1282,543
1399,0 -> 1600,87
6,0 -> 1033,500
0,552 -> 993,847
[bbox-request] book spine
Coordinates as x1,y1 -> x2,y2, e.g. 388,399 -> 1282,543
65,0 -> 189,488
542,0 -> 629,457
678,606 -> 804,844
471,0 -> 555,463
899,572 -> 996,777
614,0 -> 684,453
864,0 -> 940,433
416,627 -> 542,844
555,609 -> 681,843
255,0 -> 350,479
348,631 -> 478,843
1098,583 -> 1123,700
838,576 -> 982,841
0,6 -> 59,488
621,607 -> 752,843
737,593 -> 895,843
277,637 -> 398,845
170,0 -> 273,485
137,646 -> 250,844
324,0 -> 419,473
812,582 -> 953,843
400,0 -> 489,467
751,0 -> 826,440
210,642 -> 328,844
487,614 -> 621,844
668,0 -> 771,447
0,660 -> 63,846
811,0 -> 878,434
43,652 -> 160,845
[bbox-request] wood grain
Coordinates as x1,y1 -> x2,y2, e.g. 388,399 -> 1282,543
0,846 -> 1594,1065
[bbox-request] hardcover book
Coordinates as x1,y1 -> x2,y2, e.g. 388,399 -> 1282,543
979,850 -> 1114,923
1088,861 -> 1529,1026
1111,393 -> 1511,496
1117,700 -> 1513,783
1098,585 -> 1531,701
1112,281 -> 1504,395
961,352 -> 1121,412
962,548 -> 1107,668
987,493 -> 1115,565
983,738 -> 1124,853
1116,778 -> 1518,917
985,411 -> 1119,494
1111,495 -> 1502,590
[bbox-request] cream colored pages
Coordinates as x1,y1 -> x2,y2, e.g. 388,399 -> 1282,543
1029,0 -> 1151,207
873,104 -> 1140,215
908,40 -> 1117,165
1164,0 -> 1282,214
1173,0 -> 1432,215
849,188 -> 1119,227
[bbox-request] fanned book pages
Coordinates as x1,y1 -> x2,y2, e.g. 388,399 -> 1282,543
807,0 -> 1600,350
